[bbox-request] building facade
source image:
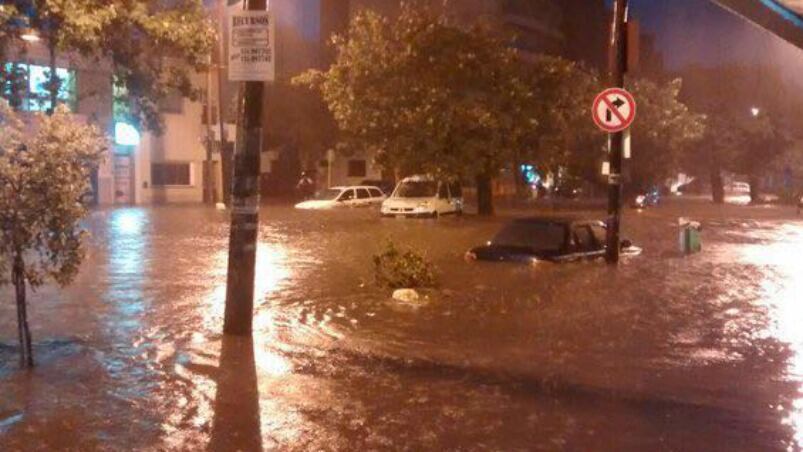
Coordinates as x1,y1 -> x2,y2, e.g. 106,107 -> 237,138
2,39 -> 218,206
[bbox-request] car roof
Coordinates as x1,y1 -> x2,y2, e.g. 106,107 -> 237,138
329,186 -> 384,190
510,216 -> 605,226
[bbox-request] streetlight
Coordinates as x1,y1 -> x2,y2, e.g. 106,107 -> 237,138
751,107 -> 760,117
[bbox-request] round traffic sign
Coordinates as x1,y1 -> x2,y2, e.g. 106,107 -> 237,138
592,88 -> 636,133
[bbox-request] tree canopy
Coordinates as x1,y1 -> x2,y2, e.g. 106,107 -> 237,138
0,0 -> 215,132
295,4 -> 535,214
0,100 -> 107,366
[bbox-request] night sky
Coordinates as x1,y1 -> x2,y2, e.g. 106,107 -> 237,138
623,0 -> 803,86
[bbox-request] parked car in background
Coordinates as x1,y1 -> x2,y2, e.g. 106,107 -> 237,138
465,217 -> 640,264
727,181 -> 751,193
631,187 -> 661,208
553,182 -> 583,199
381,175 -> 463,218
295,186 -> 386,210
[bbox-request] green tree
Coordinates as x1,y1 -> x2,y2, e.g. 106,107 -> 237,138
0,101 -> 107,367
518,55 -> 600,191
680,64 -> 796,203
295,4 -> 534,215
0,0 -> 214,132
626,78 -> 705,193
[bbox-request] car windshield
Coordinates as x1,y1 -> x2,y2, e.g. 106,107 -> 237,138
492,222 -> 566,251
395,181 -> 437,198
312,188 -> 343,201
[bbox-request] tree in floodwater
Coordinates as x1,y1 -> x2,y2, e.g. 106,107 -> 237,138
0,101 -> 107,367
295,4 -> 535,215
0,0 -> 214,132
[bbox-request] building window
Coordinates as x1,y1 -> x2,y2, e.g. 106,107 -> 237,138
1,62 -> 76,112
347,160 -> 367,178
151,163 -> 192,186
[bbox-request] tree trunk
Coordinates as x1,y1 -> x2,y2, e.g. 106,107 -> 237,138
13,256 -> 34,368
749,174 -> 761,204
710,166 -> 725,204
476,173 -> 494,216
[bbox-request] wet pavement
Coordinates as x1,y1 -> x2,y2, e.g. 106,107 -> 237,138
1,199 -> 803,450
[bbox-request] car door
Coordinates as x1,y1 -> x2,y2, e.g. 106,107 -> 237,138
569,224 -> 604,260
448,182 -> 463,212
437,182 -> 451,214
355,188 -> 372,207
589,223 -> 609,254
337,189 -> 357,207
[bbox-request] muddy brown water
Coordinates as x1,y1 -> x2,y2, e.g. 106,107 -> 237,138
2,199 -> 803,450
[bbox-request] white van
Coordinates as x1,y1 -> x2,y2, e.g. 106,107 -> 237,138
380,175 -> 463,218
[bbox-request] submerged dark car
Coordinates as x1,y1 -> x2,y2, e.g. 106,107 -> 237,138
465,217 -> 640,264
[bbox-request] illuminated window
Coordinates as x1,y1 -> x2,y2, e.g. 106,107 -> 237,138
151,162 -> 192,186
1,63 -> 76,112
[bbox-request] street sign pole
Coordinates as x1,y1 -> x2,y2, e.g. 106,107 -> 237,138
224,0 -> 268,335
606,0 -> 629,265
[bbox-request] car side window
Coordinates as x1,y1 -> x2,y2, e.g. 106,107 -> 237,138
369,188 -> 383,198
339,189 -> 355,201
438,183 -> 449,199
572,226 -> 595,252
357,188 -> 371,199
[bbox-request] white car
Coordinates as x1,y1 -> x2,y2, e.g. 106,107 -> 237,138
295,186 -> 386,210
728,181 -> 751,193
381,175 -> 463,218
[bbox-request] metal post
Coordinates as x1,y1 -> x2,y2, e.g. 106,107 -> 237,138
223,0 -> 266,336
605,0 -> 628,264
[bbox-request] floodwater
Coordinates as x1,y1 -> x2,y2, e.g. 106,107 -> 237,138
1,200 -> 803,451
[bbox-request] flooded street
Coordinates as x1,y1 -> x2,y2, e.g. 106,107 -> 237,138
2,200 -> 803,450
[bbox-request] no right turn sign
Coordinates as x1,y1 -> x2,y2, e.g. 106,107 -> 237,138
592,88 -> 636,133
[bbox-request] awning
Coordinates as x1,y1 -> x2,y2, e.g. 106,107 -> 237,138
711,0 -> 803,49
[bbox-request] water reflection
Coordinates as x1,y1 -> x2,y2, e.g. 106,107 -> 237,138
740,222 -> 803,445
202,237 -> 294,450
105,208 -> 150,340
209,336 -> 262,452
201,242 -> 291,333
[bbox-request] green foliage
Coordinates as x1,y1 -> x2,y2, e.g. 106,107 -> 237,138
679,64 -> 798,188
373,241 -> 437,289
1,0 -> 215,132
295,3 -> 534,183
520,55 -> 600,173
626,78 -> 706,191
0,100 -> 107,288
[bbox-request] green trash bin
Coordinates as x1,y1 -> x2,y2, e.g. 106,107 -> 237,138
679,218 -> 702,254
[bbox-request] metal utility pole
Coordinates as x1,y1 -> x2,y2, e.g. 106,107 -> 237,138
605,0 -> 629,264
223,0 -> 267,335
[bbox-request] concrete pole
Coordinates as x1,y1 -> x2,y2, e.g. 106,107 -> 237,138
605,0 -> 628,264
223,0 -> 267,336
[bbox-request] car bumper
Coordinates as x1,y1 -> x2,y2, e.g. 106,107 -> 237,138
381,211 -> 436,218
